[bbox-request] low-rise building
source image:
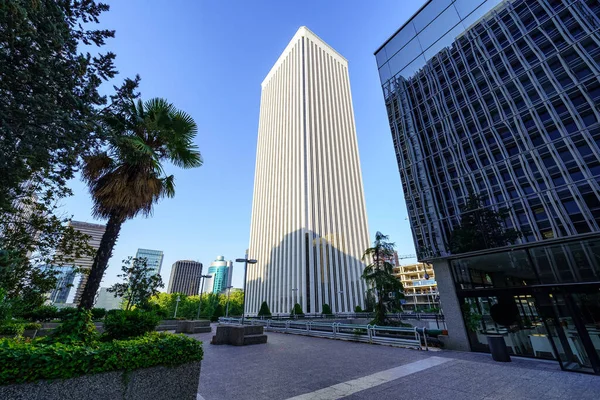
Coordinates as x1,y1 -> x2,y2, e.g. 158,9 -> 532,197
393,263 -> 439,312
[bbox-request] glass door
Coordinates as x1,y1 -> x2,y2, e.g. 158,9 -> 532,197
536,288 -> 600,374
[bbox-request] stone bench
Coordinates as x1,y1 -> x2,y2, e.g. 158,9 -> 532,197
211,324 -> 267,346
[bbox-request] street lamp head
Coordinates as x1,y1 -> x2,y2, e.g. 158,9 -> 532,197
236,258 -> 258,264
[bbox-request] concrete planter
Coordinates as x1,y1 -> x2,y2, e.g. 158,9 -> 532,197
156,319 -> 178,331
176,320 -> 211,334
0,361 -> 201,400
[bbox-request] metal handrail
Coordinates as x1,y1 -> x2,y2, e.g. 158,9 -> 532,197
218,317 -> 425,350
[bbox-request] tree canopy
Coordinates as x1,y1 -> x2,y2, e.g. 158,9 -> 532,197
108,257 -> 164,310
361,232 -> 404,325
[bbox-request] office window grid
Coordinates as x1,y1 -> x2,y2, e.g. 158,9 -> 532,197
379,0 -> 600,259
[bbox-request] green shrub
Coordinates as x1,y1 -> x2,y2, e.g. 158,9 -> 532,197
355,305 -> 363,313
91,308 -> 107,320
24,305 -> 59,322
57,307 -> 78,320
210,304 -> 224,322
46,310 -> 98,345
321,304 -> 332,315
24,322 -> 42,331
0,323 -> 25,337
0,332 -> 203,385
103,309 -> 160,340
257,301 -> 271,317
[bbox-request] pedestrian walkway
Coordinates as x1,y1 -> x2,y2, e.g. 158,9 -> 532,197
191,325 -> 600,400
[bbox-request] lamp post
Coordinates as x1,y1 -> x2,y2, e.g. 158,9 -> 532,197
173,295 -> 181,319
235,252 -> 257,326
225,286 -> 234,317
195,274 -> 212,320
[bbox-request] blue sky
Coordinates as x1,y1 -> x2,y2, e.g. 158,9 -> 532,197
63,0 -> 426,290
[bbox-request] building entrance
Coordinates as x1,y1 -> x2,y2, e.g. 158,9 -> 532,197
460,284 -> 600,374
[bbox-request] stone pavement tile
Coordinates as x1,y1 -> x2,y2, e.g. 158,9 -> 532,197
193,326 -> 600,400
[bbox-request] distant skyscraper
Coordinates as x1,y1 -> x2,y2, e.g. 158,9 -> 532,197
167,260 -> 203,296
135,248 -> 164,277
203,256 -> 233,294
95,287 -> 122,310
248,27 -> 370,315
54,221 -> 106,305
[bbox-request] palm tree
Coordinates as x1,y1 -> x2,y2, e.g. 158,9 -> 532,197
78,98 -> 202,309
361,232 -> 404,325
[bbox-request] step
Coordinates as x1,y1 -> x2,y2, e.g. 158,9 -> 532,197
243,334 -> 268,345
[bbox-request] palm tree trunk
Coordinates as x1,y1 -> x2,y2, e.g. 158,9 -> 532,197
79,214 -> 124,310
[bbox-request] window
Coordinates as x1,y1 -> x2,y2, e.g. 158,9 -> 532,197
563,199 -> 580,214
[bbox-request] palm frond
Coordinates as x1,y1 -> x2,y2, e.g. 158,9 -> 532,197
162,175 -> 176,198
82,153 -> 114,183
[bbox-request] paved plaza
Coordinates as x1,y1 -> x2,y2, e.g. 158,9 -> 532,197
192,325 -> 600,400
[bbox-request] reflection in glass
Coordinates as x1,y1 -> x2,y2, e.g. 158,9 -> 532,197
388,37 -> 424,77
423,23 -> 464,60
459,0 -> 502,30
453,0 -> 487,19
413,0 -> 454,32
418,5 -> 461,50
451,250 -> 536,289
380,21 -> 418,66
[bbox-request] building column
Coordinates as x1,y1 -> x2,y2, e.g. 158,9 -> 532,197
432,259 -> 470,351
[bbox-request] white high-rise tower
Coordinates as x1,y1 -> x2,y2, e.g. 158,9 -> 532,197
247,27 -> 369,315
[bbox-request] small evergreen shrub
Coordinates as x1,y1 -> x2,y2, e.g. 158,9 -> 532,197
257,301 -> 271,317
321,304 -> 332,315
354,305 -> 363,313
0,332 -> 203,385
103,309 -> 160,340
91,308 -> 107,320
291,303 -> 304,316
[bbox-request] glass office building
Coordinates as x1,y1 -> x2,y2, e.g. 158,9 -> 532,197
135,248 -> 164,277
376,0 -> 600,373
204,256 -> 233,294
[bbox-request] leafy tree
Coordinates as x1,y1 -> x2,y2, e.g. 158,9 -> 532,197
448,193 -> 521,254
361,232 -> 404,326
219,290 -> 244,317
0,0 -> 117,211
321,304 -> 332,315
0,1 -> 135,315
78,98 -> 203,309
108,257 -> 164,310
257,301 -> 271,317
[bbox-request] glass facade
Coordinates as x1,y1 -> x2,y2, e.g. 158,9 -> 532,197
377,0 -> 600,373
376,0 -> 600,259
451,236 -> 600,373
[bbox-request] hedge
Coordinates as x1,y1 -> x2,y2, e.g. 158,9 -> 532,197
0,332 -> 203,385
